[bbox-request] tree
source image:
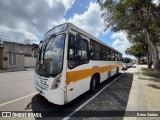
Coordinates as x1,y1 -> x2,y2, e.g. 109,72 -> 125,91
99,0 -> 160,70
127,30 -> 153,68
125,44 -> 146,64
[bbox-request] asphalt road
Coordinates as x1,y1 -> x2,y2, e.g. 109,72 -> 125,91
0,69 -> 134,120
0,70 -> 36,105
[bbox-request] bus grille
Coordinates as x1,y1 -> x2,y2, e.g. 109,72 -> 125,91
34,76 -> 49,90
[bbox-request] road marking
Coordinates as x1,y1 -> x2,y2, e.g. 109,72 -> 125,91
0,92 -> 37,107
63,73 -> 124,120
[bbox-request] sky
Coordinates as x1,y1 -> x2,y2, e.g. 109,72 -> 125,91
0,0 -> 133,57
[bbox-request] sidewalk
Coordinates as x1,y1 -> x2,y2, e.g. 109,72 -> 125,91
0,68 -> 34,73
124,65 -> 160,120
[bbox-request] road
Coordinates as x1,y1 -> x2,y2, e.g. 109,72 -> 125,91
0,68 -> 135,120
0,70 -> 36,105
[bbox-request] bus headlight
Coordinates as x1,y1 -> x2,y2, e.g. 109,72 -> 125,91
51,74 -> 62,89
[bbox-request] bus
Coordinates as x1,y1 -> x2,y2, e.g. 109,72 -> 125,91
122,57 -> 133,68
34,23 -> 122,105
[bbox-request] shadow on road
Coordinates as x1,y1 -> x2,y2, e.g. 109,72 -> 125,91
130,66 -> 136,68
30,73 -> 134,120
74,73 -> 134,120
147,83 -> 160,89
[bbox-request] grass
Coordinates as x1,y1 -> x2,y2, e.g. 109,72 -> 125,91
141,67 -> 160,82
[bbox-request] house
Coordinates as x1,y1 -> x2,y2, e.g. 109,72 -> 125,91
0,40 -> 38,70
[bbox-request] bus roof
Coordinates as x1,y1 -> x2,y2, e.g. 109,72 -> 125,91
45,23 -> 121,54
68,23 -> 121,54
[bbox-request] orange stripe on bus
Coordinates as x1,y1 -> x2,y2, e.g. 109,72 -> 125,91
66,64 -> 121,85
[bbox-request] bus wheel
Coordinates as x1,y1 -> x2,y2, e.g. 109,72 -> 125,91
116,67 -> 119,74
90,75 -> 97,93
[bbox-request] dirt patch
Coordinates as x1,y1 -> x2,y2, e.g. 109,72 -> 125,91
141,68 -> 160,81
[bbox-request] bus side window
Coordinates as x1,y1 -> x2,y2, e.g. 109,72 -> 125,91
118,53 -> 122,61
90,40 -> 102,60
107,48 -> 110,61
106,47 -> 110,61
79,39 -> 88,60
68,34 -> 76,60
68,33 -> 89,69
115,52 -> 118,61
102,46 -> 108,61
90,40 -> 94,59
102,46 -> 105,60
110,50 -> 115,61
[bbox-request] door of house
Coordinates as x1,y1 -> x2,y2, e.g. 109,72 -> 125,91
0,47 -> 3,69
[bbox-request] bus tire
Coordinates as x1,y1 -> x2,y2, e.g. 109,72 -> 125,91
90,75 -> 97,93
116,67 -> 119,74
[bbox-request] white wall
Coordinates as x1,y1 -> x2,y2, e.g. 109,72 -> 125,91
24,56 -> 36,68
16,54 -> 24,68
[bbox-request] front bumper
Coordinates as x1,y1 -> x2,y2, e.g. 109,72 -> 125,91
35,84 -> 65,105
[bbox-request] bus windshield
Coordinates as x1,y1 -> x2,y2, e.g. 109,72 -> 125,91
35,34 -> 65,77
122,58 -> 132,63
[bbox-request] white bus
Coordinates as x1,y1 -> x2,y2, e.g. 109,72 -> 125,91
34,23 -> 122,105
122,57 -> 133,68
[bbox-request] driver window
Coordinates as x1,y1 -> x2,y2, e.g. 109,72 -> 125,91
68,33 -> 89,69
68,34 -> 76,59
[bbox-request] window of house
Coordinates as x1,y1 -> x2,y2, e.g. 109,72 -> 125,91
9,53 -> 16,65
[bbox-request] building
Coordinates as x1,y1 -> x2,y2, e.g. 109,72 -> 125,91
0,40 -> 38,70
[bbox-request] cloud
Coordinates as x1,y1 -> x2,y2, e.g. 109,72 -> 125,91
111,32 -> 132,57
111,32 -> 128,41
152,0 -> 160,5
52,2 -> 107,37
0,0 -> 74,43
112,39 -> 121,47
0,0 -> 108,44
68,2 -> 108,37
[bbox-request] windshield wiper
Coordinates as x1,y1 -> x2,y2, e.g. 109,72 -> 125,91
39,39 -> 49,64
42,34 -> 56,62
